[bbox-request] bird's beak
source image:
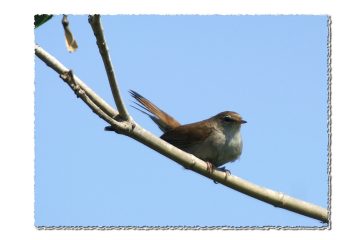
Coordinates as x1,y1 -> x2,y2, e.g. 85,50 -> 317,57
240,119 -> 247,124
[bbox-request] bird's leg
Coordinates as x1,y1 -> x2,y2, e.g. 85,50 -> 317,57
204,161 -> 222,184
205,161 -> 214,173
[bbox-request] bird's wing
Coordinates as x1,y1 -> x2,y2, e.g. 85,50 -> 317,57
160,121 -> 213,149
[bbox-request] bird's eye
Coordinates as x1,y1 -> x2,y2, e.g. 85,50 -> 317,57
223,115 -> 233,122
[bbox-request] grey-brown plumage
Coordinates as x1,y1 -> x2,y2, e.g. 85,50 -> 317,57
128,90 -> 246,168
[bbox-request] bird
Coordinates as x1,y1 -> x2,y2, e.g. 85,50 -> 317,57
132,90 -> 246,172
106,90 -> 246,172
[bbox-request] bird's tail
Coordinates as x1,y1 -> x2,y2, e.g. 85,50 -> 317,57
129,90 -> 180,133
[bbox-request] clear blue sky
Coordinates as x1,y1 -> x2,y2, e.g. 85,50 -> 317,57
35,15 -> 328,227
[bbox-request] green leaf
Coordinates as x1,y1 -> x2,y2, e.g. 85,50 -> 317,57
34,15 -> 53,28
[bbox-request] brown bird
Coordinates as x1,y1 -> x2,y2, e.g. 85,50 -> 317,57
124,90 -> 247,172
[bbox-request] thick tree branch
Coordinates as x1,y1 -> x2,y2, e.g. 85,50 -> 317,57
35,44 -> 328,223
88,14 -> 130,121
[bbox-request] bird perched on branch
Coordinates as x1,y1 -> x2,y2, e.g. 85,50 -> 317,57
107,90 -> 246,172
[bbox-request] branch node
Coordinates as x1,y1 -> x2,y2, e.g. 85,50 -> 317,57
113,114 -> 125,122
224,171 -> 230,182
273,192 -> 286,208
60,70 -> 85,99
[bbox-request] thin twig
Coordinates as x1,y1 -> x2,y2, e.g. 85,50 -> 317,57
35,44 -> 328,224
88,14 -> 130,121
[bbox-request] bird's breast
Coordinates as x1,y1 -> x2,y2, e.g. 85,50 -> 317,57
214,129 -> 242,167
190,128 -> 242,167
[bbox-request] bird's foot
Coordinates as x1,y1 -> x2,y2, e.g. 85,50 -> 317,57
217,166 -> 231,176
206,161 -> 214,173
213,166 -> 231,184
